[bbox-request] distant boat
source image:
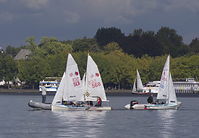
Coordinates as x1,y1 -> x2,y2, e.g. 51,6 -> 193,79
39,78 -> 60,92
125,55 -> 182,110
132,70 -> 144,94
132,70 -> 158,94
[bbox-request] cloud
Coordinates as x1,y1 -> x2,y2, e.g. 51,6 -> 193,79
63,10 -> 80,24
79,0 -> 159,24
163,0 -> 199,13
76,0 -> 199,26
0,0 -> 6,3
0,12 -> 15,23
20,0 -> 49,9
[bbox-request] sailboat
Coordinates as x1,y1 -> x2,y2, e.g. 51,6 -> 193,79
83,54 -> 111,110
125,55 -> 181,110
132,70 -> 159,94
52,53 -> 111,111
52,54 -> 87,111
132,70 -> 145,94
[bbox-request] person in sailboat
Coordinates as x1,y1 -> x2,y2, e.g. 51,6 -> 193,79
86,101 -> 93,106
147,94 -> 153,104
41,84 -> 47,103
95,97 -> 102,107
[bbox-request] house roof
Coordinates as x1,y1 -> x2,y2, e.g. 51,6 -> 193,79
14,49 -> 32,60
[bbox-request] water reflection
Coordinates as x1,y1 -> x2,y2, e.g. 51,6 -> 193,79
157,110 -> 176,138
52,111 -> 107,137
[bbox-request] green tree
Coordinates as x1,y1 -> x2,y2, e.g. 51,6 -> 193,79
17,56 -> 50,89
156,27 -> 188,57
104,42 -> 121,52
121,30 -> 163,57
5,45 -> 20,57
25,36 -> 38,51
0,53 -> 17,88
72,38 -> 100,52
39,39 -> 72,55
189,38 -> 199,53
95,27 -> 124,46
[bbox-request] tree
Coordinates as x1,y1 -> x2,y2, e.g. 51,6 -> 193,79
39,39 -> 73,56
0,53 -> 17,88
46,53 -> 67,77
25,36 -> 38,51
17,56 -> 50,89
5,45 -> 20,57
156,27 -> 188,57
95,27 -> 124,46
121,30 -> 163,57
104,42 -> 122,52
189,38 -> 199,53
72,38 -> 100,52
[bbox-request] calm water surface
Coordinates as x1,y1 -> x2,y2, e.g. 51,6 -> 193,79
0,94 -> 199,138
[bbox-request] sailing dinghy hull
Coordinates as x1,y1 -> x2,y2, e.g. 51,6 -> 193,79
124,104 -> 150,110
124,102 -> 181,110
52,104 -> 88,111
145,102 -> 182,110
87,106 -> 111,111
52,104 -> 111,111
28,100 -> 51,110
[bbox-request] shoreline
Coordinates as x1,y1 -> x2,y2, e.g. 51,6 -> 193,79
0,88 -> 199,97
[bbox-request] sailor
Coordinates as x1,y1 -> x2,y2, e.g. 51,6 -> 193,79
41,84 -> 47,103
95,97 -> 102,107
86,101 -> 93,106
147,94 -> 153,104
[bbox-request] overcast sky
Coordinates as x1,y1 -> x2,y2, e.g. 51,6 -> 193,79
0,0 -> 199,48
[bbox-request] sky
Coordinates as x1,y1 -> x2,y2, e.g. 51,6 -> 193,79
0,0 -> 199,48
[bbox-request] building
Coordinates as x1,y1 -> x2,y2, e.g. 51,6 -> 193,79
174,78 -> 199,93
144,78 -> 199,94
14,49 -> 32,60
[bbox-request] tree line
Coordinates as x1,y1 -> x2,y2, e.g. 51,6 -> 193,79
1,26 -> 199,89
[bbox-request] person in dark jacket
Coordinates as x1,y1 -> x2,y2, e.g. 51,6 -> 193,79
147,94 -> 153,104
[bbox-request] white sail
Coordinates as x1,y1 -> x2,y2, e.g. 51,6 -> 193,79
136,70 -> 144,90
157,55 -> 170,100
62,53 -> 83,101
81,73 -> 86,98
85,54 -> 107,101
168,73 -> 177,104
132,79 -> 136,93
52,73 -> 66,105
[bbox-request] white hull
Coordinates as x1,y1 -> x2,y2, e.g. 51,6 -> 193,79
145,102 -> 182,110
142,87 -> 159,93
52,104 -> 111,111
87,106 -> 111,111
124,102 -> 181,110
124,104 -> 151,110
52,104 -> 88,111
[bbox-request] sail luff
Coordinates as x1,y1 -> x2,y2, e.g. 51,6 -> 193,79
136,70 -> 144,90
157,55 -> 170,100
168,73 -> 177,104
52,73 -> 66,105
132,79 -> 136,93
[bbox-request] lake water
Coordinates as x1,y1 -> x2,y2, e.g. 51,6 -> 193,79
0,94 -> 199,138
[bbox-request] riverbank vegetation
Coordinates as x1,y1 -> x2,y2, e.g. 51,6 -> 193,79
1,26 -> 199,89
